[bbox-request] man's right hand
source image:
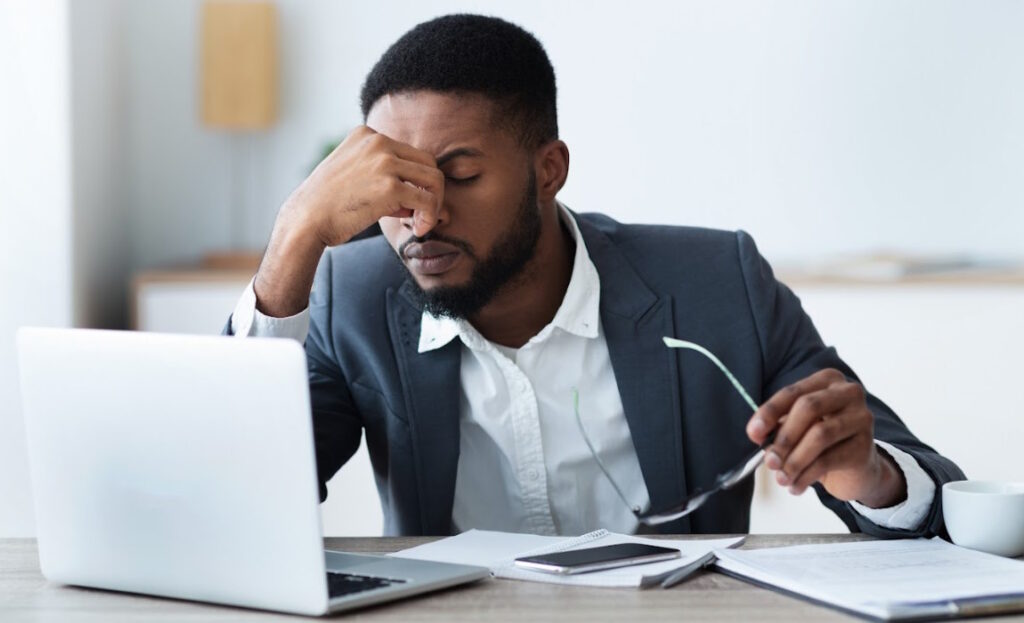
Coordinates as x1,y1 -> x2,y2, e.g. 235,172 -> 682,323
253,126 -> 445,318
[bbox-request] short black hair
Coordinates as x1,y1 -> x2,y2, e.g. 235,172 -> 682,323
360,14 -> 558,147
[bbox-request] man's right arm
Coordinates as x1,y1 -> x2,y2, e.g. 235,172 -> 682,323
248,125 -> 444,323
222,126 -> 445,498
224,125 -> 442,335
228,277 -> 310,341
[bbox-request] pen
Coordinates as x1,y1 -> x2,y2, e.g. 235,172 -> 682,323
659,551 -> 717,589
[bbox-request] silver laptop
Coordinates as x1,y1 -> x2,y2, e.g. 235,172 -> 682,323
17,327 -> 489,616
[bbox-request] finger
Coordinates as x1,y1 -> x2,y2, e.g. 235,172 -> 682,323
388,157 -> 445,225
389,157 -> 444,196
747,368 -> 845,443
389,180 -> 437,221
385,135 -> 438,169
767,382 -> 864,469
783,433 -> 864,495
773,407 -> 861,486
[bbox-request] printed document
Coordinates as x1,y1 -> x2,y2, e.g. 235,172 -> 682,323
714,537 -> 1024,620
392,529 -> 744,588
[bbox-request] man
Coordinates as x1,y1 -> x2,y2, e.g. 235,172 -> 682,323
227,14 -> 963,537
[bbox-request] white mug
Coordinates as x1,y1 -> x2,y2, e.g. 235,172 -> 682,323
942,480 -> 1024,558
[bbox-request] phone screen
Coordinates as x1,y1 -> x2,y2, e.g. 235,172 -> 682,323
515,543 -> 680,572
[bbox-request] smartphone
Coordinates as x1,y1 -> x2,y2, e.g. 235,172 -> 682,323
513,543 -> 681,575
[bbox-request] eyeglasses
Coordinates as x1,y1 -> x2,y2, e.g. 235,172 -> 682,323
573,337 -> 776,527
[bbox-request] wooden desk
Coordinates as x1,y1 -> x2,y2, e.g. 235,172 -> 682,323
3,534 -> 1022,622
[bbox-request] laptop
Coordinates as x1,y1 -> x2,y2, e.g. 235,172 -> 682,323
16,327 -> 489,616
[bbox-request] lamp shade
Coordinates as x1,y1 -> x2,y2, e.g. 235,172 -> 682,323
200,1 -> 278,129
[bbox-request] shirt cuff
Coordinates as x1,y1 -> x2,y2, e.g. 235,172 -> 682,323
230,277 -> 311,343
848,440 -> 936,531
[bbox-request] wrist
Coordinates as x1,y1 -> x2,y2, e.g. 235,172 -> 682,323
254,212 -> 326,318
855,446 -> 907,509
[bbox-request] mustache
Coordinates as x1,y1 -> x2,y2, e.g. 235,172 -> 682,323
398,232 -> 477,260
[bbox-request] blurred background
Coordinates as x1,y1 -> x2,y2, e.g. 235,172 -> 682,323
2,0 -> 1022,538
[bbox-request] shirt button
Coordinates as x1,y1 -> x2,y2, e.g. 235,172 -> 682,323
527,469 -> 539,481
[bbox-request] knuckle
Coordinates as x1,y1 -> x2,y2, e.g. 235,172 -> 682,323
347,126 -> 369,143
371,153 -> 393,172
849,383 -> 866,401
761,401 -> 783,421
825,368 -> 845,381
783,454 -> 806,476
801,394 -> 821,413
381,177 -> 402,194
811,420 -> 834,445
807,424 -> 826,447
416,186 -> 434,207
774,431 -> 793,451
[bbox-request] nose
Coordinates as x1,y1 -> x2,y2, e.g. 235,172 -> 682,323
400,192 -> 450,232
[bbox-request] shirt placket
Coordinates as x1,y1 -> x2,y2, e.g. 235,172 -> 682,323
492,350 -> 557,535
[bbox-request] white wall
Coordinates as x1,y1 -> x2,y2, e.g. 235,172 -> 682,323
117,0 -> 1024,268
751,284 -> 1024,533
71,0 -> 131,329
0,0 -> 128,537
3,0 -> 1021,537
0,0 -> 74,537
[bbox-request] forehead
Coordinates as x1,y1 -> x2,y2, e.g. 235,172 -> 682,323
365,91 -> 514,157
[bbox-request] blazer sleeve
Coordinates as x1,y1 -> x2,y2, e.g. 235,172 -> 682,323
221,255 -> 364,503
734,229 -> 965,538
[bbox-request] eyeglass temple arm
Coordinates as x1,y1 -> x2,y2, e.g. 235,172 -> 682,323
572,388 -> 640,512
662,337 -> 760,413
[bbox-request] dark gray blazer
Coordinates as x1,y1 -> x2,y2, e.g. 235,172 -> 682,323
228,212 -> 964,537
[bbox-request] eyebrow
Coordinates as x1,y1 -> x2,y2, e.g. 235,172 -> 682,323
436,147 -> 483,167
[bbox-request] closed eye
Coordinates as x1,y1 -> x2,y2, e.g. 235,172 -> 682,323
445,174 -> 480,186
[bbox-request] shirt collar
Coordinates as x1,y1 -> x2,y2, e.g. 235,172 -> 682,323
418,204 -> 601,353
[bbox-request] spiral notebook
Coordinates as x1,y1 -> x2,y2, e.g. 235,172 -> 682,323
392,529 -> 745,588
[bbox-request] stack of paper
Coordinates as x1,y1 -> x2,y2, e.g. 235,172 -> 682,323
714,537 -> 1024,620
391,529 -> 744,588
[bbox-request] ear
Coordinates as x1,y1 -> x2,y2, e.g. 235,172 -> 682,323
534,140 -> 569,202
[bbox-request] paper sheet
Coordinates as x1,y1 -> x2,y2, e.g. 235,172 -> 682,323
714,537 -> 1024,619
392,529 -> 744,588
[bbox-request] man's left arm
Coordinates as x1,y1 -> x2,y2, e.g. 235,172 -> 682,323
734,230 -> 965,538
847,440 -> 935,531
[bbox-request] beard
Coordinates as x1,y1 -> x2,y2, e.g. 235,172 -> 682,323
396,170 -> 541,320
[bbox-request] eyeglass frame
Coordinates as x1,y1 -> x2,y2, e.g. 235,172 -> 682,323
572,336 -> 774,526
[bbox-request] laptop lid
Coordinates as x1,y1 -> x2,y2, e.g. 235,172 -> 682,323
17,328 -> 330,615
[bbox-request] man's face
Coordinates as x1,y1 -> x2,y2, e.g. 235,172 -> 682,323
367,91 -> 542,318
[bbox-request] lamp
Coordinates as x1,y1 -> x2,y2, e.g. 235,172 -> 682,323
200,0 -> 278,267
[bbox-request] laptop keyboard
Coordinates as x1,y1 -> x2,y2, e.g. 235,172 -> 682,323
326,571 -> 407,598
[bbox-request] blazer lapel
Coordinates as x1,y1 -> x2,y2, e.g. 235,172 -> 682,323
579,219 -> 692,534
386,283 -> 462,535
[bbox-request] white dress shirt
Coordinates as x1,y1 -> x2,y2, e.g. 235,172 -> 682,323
231,207 -> 935,534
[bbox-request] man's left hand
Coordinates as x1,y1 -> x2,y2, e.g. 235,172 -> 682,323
746,368 -> 907,508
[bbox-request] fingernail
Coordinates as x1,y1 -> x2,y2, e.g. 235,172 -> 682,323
776,471 -> 790,486
748,417 -> 767,437
765,450 -> 782,470
788,485 -> 803,496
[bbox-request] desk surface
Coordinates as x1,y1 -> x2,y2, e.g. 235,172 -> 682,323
4,534 -> 1023,622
